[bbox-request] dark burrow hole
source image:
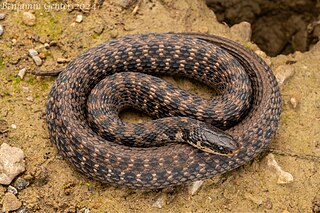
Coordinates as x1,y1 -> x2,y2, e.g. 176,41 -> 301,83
206,0 -> 320,56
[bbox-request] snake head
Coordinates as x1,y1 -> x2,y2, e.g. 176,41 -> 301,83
190,126 -> 239,156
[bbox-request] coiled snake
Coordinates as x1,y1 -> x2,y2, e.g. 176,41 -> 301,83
35,33 -> 281,189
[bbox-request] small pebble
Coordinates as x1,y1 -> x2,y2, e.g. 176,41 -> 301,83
0,25 -> 3,36
18,68 -> 26,79
32,165 -> 49,186
44,43 -> 50,49
38,52 -> 46,59
22,12 -> 36,26
11,124 -> 16,129
13,177 -> 30,190
16,206 -> 29,213
57,58 -> 70,63
28,49 -> 38,57
274,65 -> 295,86
188,180 -> 204,195
152,196 -> 165,208
94,25 -> 104,35
230,21 -> 252,42
0,143 -> 25,185
26,96 -> 33,102
0,13 -> 6,20
7,185 -> 18,195
1,193 -> 22,212
11,39 -> 17,45
76,15 -> 83,23
110,29 -> 118,38
266,153 -> 293,184
32,55 -> 43,66
290,97 -> 298,109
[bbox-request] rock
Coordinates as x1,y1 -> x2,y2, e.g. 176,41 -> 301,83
274,65 -> 295,86
32,165 -> 49,186
94,25 -> 104,35
76,15 -> 83,23
11,39 -> 17,45
0,13 -> 6,20
188,180 -> 204,195
152,196 -> 165,208
18,68 -> 26,79
26,96 -> 33,102
10,124 -> 16,129
38,52 -> 46,60
110,29 -> 118,38
0,25 -> 3,36
16,206 -> 29,213
0,143 -> 25,185
44,43 -> 50,49
13,177 -> 30,190
7,185 -> 18,195
1,192 -> 22,212
290,97 -> 298,109
266,153 -> 293,184
31,56 -> 43,66
22,12 -> 36,26
28,49 -> 38,57
231,21 -> 252,42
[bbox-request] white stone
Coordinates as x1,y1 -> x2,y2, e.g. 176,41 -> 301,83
274,65 -> 295,86
28,49 -> 38,57
290,97 -> 298,109
266,153 -> 293,184
32,56 -> 43,66
26,96 -> 33,102
152,196 -> 165,208
0,25 -> 3,36
0,13 -> 6,20
76,15 -> 83,23
0,143 -> 25,185
188,180 -> 204,195
18,68 -> 26,79
230,21 -> 252,42
22,12 -> 36,26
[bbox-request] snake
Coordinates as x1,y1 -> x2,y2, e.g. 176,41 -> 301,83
34,33 -> 281,189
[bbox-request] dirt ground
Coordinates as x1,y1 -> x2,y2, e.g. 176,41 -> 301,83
0,0 -> 319,212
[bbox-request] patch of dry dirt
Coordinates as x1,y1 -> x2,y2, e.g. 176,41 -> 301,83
0,0 -> 319,212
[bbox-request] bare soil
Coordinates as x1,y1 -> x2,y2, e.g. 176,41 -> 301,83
0,0 -> 319,212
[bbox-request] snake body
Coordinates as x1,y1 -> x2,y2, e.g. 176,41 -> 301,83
45,33 -> 281,189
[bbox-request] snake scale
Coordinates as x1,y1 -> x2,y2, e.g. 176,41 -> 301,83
40,33 -> 281,189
